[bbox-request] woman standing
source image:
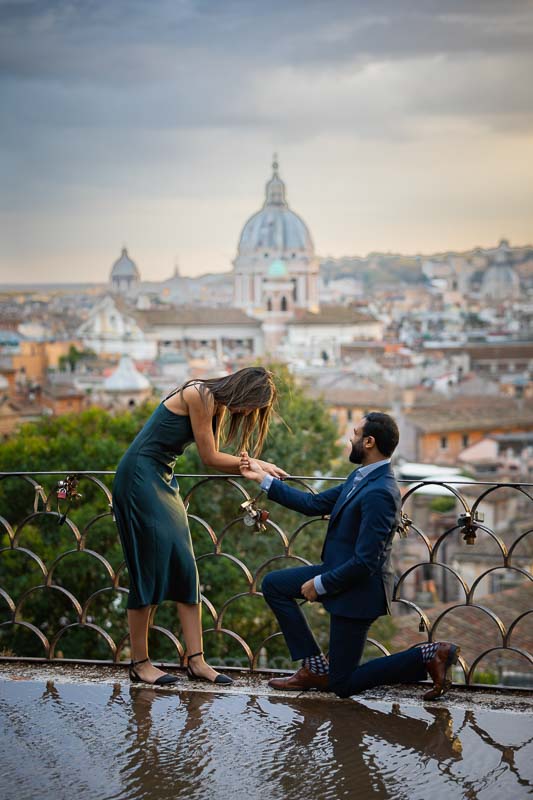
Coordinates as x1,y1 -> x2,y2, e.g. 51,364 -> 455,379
113,366 -> 285,686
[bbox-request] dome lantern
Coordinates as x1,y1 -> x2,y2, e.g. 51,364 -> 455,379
264,154 -> 287,208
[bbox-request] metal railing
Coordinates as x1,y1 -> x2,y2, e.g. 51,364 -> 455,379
0,471 -> 532,689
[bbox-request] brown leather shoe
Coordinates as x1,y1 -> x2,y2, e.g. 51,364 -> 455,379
268,665 -> 329,692
423,642 -> 461,701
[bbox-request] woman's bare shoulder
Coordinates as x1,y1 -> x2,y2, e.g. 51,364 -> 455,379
163,383 -> 201,414
181,383 -> 214,414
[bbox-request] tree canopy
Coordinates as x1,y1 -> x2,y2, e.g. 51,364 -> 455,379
1,365 -> 361,666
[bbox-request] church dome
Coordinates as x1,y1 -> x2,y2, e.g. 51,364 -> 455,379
104,356 -> 150,392
481,262 -> 520,299
481,242 -> 520,300
110,248 -> 140,280
237,158 -> 314,256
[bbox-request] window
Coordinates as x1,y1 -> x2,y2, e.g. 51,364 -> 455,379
281,296 -> 288,312
462,434 -> 469,448
440,436 -> 448,449
347,409 -> 353,421
267,299 -> 272,312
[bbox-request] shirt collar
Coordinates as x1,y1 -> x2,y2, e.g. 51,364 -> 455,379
357,458 -> 391,479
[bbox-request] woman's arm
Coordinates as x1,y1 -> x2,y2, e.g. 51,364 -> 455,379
181,385 -> 240,473
180,386 -> 287,476
240,456 -> 343,516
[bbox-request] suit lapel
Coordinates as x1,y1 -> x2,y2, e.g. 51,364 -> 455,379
329,463 -> 392,524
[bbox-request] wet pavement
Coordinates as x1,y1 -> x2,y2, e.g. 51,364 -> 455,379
0,663 -> 532,800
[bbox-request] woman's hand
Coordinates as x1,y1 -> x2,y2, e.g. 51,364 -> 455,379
239,452 -> 267,483
256,459 -> 289,479
239,452 -> 288,482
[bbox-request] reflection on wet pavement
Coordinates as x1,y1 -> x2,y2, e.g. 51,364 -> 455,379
0,680 -> 532,800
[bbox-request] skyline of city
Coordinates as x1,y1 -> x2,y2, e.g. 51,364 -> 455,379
1,155 -> 532,286
1,1 -> 533,283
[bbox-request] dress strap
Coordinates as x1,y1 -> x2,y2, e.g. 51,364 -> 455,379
164,380 -> 204,403
163,386 -> 182,402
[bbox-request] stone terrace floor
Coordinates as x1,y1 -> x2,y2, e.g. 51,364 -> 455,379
0,662 -> 532,800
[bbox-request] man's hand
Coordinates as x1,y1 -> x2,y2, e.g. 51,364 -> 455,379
301,578 -> 318,602
239,452 -> 267,483
257,459 -> 288,479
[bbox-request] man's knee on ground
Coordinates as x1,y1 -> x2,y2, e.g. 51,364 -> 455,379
328,674 -> 352,699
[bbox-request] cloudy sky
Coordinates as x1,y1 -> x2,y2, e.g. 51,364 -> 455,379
1,0 -> 532,283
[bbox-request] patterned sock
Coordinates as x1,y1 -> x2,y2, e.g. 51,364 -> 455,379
303,653 -> 329,675
420,642 -> 439,663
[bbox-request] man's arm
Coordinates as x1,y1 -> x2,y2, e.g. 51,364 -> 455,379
267,474 -> 344,517
240,455 -> 344,517
319,488 -> 398,596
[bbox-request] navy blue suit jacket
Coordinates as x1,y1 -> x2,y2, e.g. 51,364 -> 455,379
267,463 -> 401,620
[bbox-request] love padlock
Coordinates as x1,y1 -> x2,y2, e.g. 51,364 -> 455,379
240,497 -> 269,532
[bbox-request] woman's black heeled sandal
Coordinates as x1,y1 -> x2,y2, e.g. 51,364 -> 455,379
186,651 -> 233,685
129,657 -> 179,686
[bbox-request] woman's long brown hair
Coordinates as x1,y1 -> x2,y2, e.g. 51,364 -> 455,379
179,366 -> 277,457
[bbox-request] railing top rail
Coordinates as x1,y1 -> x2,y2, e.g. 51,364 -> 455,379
1,471 -> 532,488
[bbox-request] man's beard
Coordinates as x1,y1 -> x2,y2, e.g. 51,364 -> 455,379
349,440 -> 364,464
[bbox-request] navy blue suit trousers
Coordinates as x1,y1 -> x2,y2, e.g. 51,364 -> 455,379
262,564 -> 427,697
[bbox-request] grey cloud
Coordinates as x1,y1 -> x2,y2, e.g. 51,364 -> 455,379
1,0 -> 532,216
1,0 -> 533,85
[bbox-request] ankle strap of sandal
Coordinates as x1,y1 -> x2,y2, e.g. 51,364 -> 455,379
187,651 -> 203,660
131,657 -> 150,666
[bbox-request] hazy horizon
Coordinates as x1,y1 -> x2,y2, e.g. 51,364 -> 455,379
1,237 -> 533,289
1,0 -> 533,283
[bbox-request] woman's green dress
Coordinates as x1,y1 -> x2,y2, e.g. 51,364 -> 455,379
112,403 -> 201,609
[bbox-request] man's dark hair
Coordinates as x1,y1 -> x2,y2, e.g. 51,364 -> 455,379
362,412 -> 399,457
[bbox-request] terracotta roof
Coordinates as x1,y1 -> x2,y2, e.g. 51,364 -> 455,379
0,397 -> 43,417
136,307 -> 261,327
341,339 -> 389,355
0,397 -> 20,414
390,583 -> 533,669
43,385 -> 85,399
441,342 -> 533,359
289,307 -> 379,325
307,385 -> 399,408
405,396 -> 533,433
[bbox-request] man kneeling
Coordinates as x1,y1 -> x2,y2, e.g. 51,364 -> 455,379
240,412 -> 459,701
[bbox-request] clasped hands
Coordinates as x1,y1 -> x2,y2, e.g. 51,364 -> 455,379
239,452 -> 317,602
239,450 -> 287,481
